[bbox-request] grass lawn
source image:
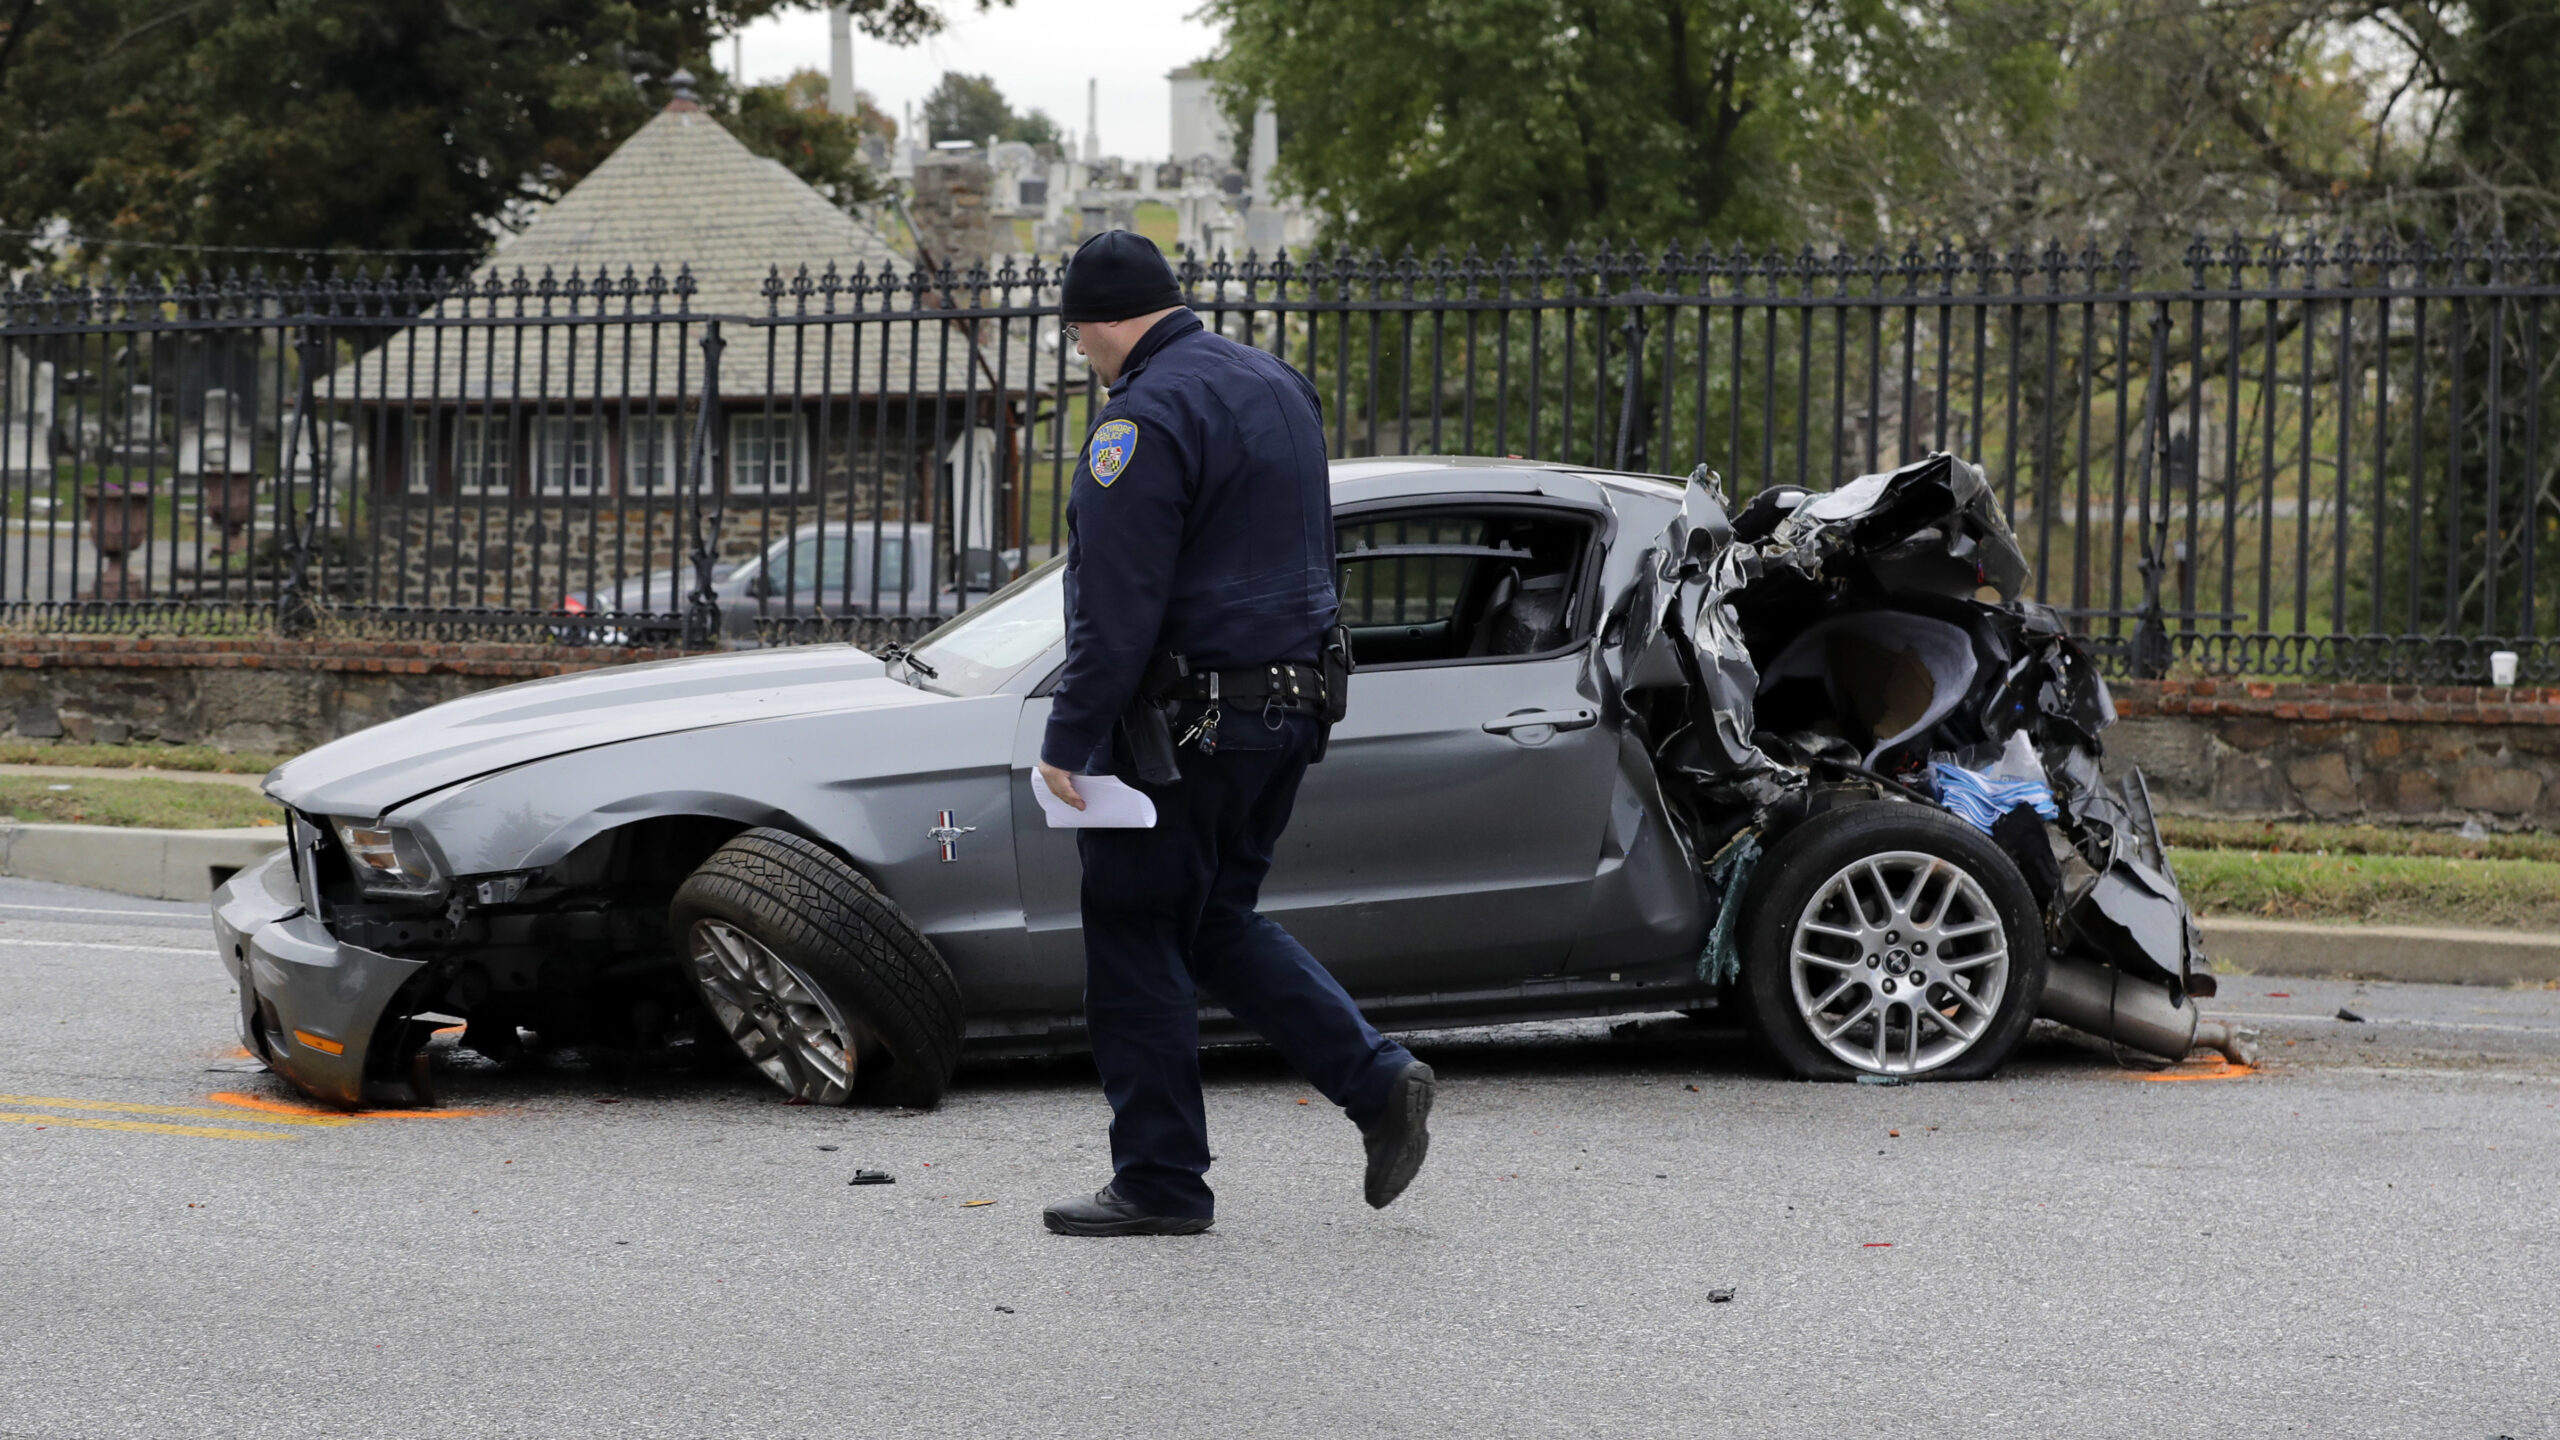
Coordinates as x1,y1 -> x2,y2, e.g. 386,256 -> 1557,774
0,775 -> 281,829
0,741 -> 293,774
1133,201 -> 1179,253
2165,818 -> 2560,929
0,739 -> 2544,925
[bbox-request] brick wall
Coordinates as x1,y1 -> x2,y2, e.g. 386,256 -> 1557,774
2109,679 -> 2560,828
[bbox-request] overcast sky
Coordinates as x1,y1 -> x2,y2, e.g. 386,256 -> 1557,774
731,0 -> 1224,162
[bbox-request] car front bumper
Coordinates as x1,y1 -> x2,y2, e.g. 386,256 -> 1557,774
211,848 -> 428,1110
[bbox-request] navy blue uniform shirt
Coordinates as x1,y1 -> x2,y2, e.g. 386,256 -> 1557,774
1041,310 -> 1338,772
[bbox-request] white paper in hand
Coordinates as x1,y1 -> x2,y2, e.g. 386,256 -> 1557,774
1035,773 -> 1158,829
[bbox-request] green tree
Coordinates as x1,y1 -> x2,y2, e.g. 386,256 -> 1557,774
1205,0 -> 2559,258
922,72 -> 1013,145
0,0 -> 961,272
919,69 -> 1061,148
1204,0 -> 1906,254
735,67 -> 899,209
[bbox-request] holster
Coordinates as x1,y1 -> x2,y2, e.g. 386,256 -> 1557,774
1312,622 -> 1355,763
1119,652 -> 1190,785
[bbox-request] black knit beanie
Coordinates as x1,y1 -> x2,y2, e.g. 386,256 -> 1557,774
1059,230 -> 1184,323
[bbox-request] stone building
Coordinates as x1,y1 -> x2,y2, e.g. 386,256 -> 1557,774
329,77 -> 1044,611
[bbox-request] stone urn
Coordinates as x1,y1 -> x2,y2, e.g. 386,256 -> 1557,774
199,467 -> 261,553
84,480 -> 155,599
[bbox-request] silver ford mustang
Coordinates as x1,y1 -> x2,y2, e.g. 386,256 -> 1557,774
212,454 -> 2252,1110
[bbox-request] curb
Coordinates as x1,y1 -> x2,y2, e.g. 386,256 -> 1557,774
4,821 -> 2558,986
0,822 -> 287,902
2201,917 -> 2560,988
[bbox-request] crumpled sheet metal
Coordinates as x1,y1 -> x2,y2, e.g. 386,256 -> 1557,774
1759,452 -> 2030,603
1620,451 -> 2212,1002
2049,759 -> 2215,997
1620,453 -> 2025,803
1617,467 -> 1796,806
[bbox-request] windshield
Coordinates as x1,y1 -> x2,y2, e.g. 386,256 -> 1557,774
903,555 -> 1066,695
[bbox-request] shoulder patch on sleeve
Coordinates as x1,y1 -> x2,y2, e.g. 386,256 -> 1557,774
1087,419 -> 1139,486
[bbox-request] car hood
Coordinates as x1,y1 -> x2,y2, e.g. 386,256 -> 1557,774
267,647 -> 936,818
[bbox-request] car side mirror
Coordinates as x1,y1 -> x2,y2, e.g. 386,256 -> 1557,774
744,574 -> 775,599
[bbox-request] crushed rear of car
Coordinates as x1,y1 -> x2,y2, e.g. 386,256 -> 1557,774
1613,452 -> 2253,1076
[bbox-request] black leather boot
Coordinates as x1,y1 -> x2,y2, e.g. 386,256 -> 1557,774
1041,1183 -> 1215,1236
1362,1060 -> 1436,1209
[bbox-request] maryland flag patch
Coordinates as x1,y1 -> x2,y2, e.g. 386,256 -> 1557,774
1087,419 -> 1139,486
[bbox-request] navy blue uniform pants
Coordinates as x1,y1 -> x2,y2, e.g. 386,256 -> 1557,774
1077,709 -> 1413,1219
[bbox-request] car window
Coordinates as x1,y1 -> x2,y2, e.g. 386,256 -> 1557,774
1337,517 -> 1489,627
1336,508 -> 1592,668
753,534 -> 909,596
904,554 -> 1065,695
773,537 -> 848,592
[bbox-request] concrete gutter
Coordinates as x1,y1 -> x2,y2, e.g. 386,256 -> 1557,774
2202,917 -> 2560,988
0,821 -> 286,902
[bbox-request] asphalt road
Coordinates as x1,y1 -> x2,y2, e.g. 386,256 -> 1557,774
2,873 -> 2555,1439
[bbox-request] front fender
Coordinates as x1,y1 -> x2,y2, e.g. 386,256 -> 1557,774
389,695 -> 1029,969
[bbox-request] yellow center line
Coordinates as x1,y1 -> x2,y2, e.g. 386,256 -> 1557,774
0,1110 -> 291,1142
0,1093 -> 355,1127
206,1091 -> 482,1120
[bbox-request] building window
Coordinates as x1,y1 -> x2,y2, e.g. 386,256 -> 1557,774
404,413 -> 435,495
456,414 -> 512,495
624,415 -> 680,495
534,415 -> 601,496
728,412 -> 804,495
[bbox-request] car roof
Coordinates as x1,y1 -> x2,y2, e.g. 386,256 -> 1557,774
1328,454 -> 1688,506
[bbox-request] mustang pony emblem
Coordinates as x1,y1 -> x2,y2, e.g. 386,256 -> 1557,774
927,810 -> 977,862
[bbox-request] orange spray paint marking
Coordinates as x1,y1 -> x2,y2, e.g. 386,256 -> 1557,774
207,1091 -> 482,1119
2134,1058 -> 2259,1083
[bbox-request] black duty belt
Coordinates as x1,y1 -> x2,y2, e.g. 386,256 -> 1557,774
1155,660 -> 1328,712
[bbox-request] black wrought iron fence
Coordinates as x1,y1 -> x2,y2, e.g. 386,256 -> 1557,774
3,234 -> 2554,679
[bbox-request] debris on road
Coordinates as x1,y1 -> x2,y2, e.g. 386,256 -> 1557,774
961,1199 -> 996,1208
1707,1288 -> 1735,1303
2337,1007 -> 2368,1023
848,1170 -> 894,1185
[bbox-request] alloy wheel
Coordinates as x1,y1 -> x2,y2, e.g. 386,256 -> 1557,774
1786,849 -> 2011,1076
685,918 -> 860,1103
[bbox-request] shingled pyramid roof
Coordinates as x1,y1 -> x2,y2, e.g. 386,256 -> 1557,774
480,96 -> 904,312
337,95 -> 1042,401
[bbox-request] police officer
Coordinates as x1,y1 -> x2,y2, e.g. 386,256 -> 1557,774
1035,231 -> 1434,1237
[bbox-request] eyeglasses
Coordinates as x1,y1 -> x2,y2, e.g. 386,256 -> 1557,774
1059,323 -> 1080,345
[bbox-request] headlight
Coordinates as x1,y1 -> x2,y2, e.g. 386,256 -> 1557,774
331,819 -> 444,900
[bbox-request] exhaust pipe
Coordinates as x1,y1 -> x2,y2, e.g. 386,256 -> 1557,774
2041,954 -> 2258,1066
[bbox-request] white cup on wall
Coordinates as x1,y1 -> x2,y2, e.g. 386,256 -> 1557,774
2489,650 -> 2520,687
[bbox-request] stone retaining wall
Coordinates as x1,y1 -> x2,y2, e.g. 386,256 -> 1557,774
0,636 -> 688,753
4,643 -> 2557,830
2108,679 -> 2560,828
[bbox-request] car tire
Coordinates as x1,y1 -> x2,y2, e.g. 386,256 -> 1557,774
668,827 -> 964,1107
1739,801 -> 2047,1082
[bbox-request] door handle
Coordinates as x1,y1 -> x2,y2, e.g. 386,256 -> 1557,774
1482,707 -> 1597,735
